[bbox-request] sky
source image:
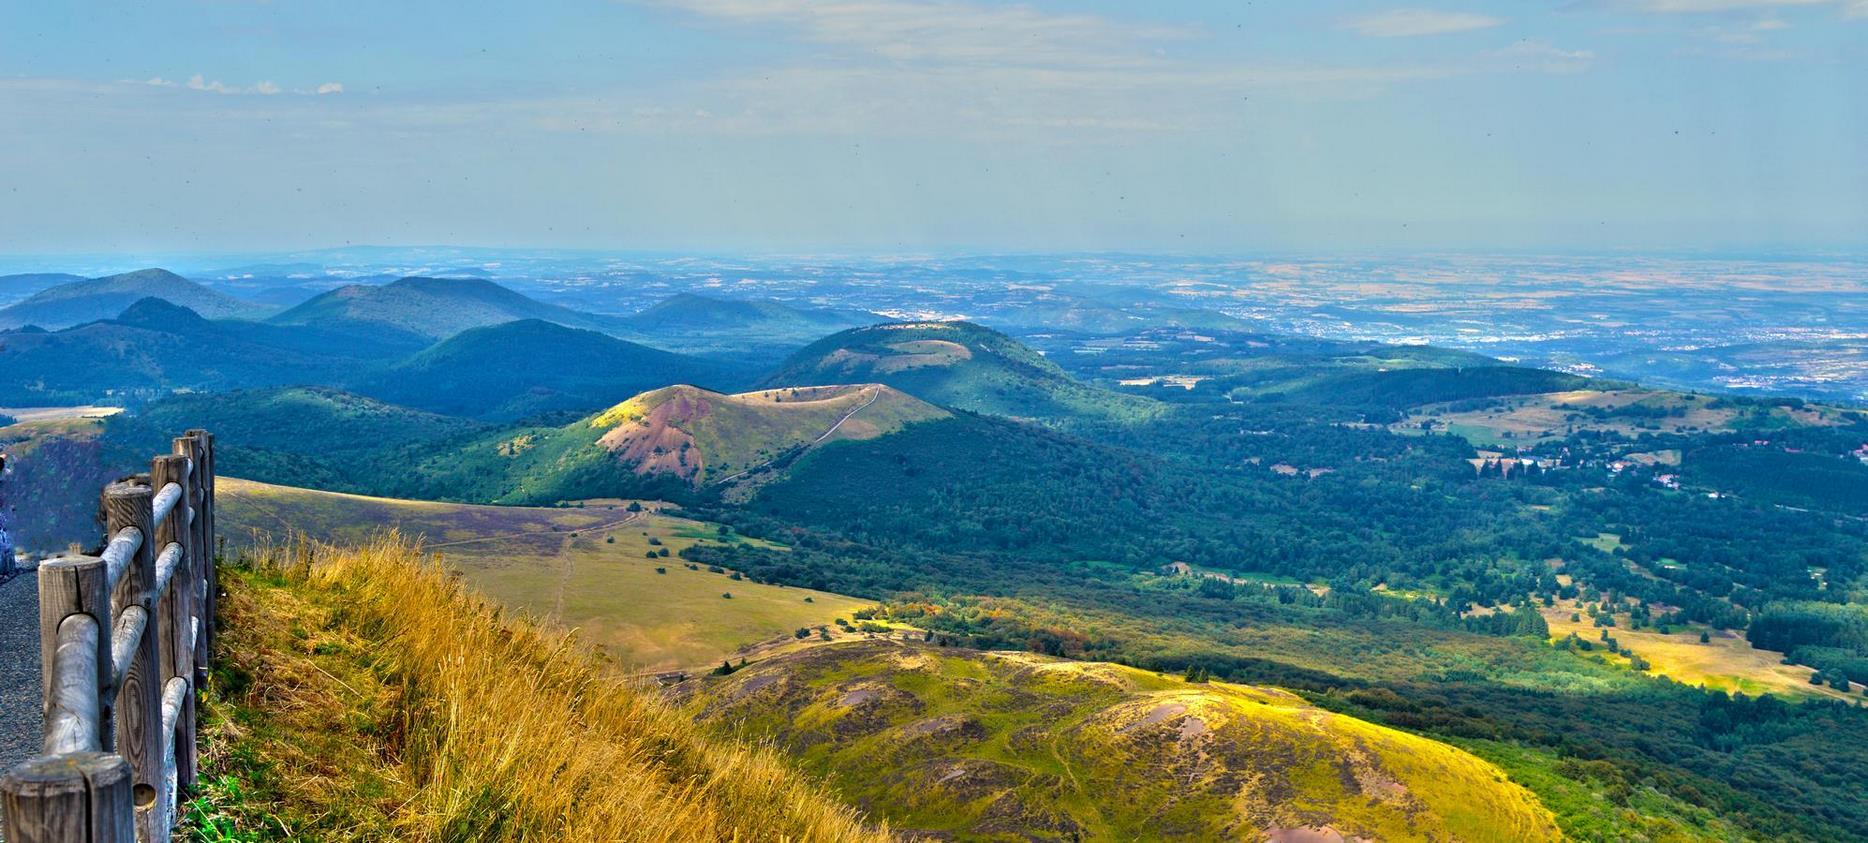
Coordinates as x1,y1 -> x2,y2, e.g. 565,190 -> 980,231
1,1 -> 1864,256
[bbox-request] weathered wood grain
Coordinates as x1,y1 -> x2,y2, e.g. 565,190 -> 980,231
102,482 -> 164,842
0,752 -> 134,843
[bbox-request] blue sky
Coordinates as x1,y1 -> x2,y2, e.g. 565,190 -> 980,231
1,1 -> 1863,255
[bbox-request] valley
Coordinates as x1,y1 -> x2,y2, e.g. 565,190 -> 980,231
1,261 -> 1865,841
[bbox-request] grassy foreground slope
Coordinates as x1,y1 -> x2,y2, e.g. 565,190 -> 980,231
194,536 -> 887,841
682,640 -> 1560,843
218,478 -> 873,671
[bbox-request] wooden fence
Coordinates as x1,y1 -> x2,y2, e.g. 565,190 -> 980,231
1,431 -> 216,843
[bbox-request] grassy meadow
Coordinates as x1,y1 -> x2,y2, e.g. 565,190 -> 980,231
1542,600 -> 1860,701
219,478 -> 872,672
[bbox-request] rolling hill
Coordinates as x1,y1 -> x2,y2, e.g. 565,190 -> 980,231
613,292 -> 881,358
0,273 -> 85,307
271,275 -> 622,340
107,386 -> 482,493
682,639 -> 1560,842
0,298 -> 426,405
762,321 -> 1159,421
0,268 -> 264,329
354,319 -> 749,420
401,383 -> 950,503
623,292 -> 875,336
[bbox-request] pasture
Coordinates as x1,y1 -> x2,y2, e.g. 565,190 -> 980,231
1541,601 -> 1858,701
219,478 -> 873,672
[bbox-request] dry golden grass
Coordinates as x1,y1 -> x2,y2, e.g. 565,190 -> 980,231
1542,601 -> 1858,702
200,533 -> 891,842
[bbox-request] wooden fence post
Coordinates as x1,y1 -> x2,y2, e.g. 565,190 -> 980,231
150,453 -> 196,796
184,430 -> 216,661
173,436 -> 208,693
2,431 -> 214,842
35,555 -> 111,756
102,481 -> 165,840
0,753 -> 134,843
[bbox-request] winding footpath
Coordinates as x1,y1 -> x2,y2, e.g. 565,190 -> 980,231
0,572 -> 42,771
716,386 -> 884,484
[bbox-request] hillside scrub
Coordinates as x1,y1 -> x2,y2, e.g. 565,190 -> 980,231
192,533 -> 888,842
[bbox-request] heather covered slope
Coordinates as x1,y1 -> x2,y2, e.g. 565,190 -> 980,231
355,319 -> 747,420
682,639 -> 1559,842
0,268 -> 263,329
762,321 -> 1159,421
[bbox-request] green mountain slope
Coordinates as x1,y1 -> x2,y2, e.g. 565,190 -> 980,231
682,640 -> 1560,842
271,276 -> 622,340
0,273 -> 86,307
355,319 -> 750,420
0,298 -> 426,405
762,321 -> 1159,421
624,292 -> 874,335
404,383 -> 949,503
614,292 -> 879,358
107,386 -> 481,493
0,268 -> 264,329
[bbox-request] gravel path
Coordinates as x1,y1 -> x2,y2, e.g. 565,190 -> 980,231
0,572 -> 42,770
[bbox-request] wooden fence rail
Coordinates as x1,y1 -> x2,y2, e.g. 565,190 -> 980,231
2,431 -> 216,843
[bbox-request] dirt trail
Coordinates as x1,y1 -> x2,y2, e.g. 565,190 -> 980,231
716,387 -> 882,484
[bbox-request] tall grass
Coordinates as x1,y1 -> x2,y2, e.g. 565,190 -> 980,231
224,533 -> 889,842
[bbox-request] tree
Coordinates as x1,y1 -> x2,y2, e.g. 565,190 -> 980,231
1701,631 -> 1711,644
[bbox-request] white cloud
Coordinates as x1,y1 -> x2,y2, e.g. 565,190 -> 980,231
605,0 -> 1595,139
1845,0 -> 1868,16
1485,40 -> 1597,73
186,73 -> 233,94
169,73 -> 331,96
1618,0 -> 1829,12
1341,9 -> 1506,37
646,0 -> 1194,68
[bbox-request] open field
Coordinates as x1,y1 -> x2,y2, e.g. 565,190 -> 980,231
1541,601 -> 1859,702
1397,389 -> 1737,445
0,405 -> 123,423
219,478 -> 874,672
